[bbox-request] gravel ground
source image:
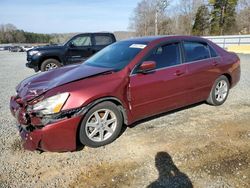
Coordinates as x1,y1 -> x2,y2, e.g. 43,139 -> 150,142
0,51 -> 249,188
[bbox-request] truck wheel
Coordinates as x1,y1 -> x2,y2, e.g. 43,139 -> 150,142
40,59 -> 61,72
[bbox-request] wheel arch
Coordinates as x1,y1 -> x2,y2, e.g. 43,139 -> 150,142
79,96 -> 128,125
222,73 -> 232,88
75,97 -> 128,148
39,56 -> 62,69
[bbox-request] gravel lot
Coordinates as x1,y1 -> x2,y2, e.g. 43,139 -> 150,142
0,51 -> 249,188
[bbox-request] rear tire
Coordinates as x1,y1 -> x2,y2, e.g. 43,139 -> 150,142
79,102 -> 123,148
40,59 -> 61,72
207,75 -> 230,106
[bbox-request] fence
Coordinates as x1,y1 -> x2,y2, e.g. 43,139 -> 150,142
203,35 -> 250,49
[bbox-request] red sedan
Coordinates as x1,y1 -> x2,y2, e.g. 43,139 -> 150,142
10,36 -> 240,152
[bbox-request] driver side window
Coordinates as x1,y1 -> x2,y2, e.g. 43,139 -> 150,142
71,36 -> 91,47
145,42 -> 181,69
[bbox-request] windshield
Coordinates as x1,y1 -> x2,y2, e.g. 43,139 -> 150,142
62,34 -> 77,46
84,41 -> 147,70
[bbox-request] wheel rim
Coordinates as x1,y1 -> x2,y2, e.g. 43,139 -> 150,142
85,109 -> 117,142
45,63 -> 58,70
215,80 -> 228,102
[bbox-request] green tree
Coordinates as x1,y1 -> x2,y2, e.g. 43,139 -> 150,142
192,5 -> 210,35
210,0 -> 238,35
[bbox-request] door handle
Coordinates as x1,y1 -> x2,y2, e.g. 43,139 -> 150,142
174,70 -> 185,76
212,62 -> 219,66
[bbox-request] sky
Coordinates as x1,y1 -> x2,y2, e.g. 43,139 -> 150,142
0,0 -> 142,33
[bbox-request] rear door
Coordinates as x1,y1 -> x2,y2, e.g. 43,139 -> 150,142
183,41 -> 221,104
65,34 -> 93,64
129,42 -> 188,121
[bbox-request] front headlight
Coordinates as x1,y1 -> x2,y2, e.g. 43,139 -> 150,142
29,50 -> 40,56
33,93 -> 69,115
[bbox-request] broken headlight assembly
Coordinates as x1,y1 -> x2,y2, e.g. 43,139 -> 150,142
32,93 -> 69,115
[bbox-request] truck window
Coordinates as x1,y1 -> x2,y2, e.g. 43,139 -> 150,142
71,36 -> 91,47
94,35 -> 113,45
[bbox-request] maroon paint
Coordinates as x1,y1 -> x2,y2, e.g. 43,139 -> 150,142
10,36 -> 241,152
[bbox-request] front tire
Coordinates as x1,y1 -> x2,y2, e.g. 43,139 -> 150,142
207,75 -> 230,106
40,59 -> 61,72
79,102 -> 123,148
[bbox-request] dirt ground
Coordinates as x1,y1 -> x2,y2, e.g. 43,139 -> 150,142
0,51 -> 249,188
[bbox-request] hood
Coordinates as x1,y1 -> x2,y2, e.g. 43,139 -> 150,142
16,64 -> 114,102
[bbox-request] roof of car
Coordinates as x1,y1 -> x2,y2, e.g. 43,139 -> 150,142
122,35 -> 208,44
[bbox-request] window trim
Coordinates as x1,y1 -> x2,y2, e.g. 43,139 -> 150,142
131,40 -> 183,75
130,39 -> 221,77
208,44 -> 219,58
182,40 -> 211,63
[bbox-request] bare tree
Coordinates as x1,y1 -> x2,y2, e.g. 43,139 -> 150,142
237,0 -> 250,33
129,0 -> 170,36
0,23 -> 17,32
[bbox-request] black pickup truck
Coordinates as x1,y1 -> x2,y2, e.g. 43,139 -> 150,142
26,33 -> 116,72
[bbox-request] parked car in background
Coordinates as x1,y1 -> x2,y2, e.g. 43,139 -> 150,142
9,46 -> 23,52
26,33 -> 116,72
4,46 -> 12,51
10,35 -> 240,152
21,46 -> 34,52
0,46 -> 11,51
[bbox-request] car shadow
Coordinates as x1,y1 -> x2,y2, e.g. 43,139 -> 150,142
147,151 -> 193,188
129,101 -> 204,128
76,102 -> 205,151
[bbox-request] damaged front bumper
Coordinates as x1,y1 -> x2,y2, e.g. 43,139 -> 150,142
10,96 -> 83,152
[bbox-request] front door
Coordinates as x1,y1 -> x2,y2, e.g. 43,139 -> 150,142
65,34 -> 93,64
129,42 -> 188,121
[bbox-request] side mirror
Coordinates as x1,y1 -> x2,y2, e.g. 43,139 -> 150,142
138,61 -> 156,74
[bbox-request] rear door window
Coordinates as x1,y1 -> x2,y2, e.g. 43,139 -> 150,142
145,43 -> 181,69
209,45 -> 218,57
183,42 -> 210,62
94,35 -> 113,45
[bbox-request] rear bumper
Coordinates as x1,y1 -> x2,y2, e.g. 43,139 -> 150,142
10,96 -> 83,152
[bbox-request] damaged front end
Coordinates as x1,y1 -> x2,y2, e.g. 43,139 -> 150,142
10,94 -> 83,152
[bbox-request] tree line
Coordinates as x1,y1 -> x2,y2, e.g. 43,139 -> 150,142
130,0 -> 250,36
1,0 -> 250,44
0,24 -> 51,43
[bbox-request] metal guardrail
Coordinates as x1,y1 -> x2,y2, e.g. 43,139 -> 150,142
1,35 -> 250,49
203,35 -> 250,49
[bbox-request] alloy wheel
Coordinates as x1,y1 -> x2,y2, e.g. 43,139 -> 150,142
85,109 -> 117,142
45,63 -> 58,70
215,80 -> 228,102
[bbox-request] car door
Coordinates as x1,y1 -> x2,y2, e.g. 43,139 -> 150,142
129,42 -> 188,121
65,34 -> 93,64
92,34 -> 115,53
182,41 -> 222,104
